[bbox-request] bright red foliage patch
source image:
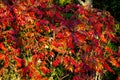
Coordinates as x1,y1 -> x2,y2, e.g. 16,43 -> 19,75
0,0 -> 119,80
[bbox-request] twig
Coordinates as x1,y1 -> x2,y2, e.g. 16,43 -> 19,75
78,0 -> 85,6
61,74 -> 69,80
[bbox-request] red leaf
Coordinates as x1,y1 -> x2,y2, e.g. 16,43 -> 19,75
52,57 -> 61,67
105,46 -> 115,54
94,24 -> 102,36
38,53 -> 45,60
95,47 -> 103,55
39,20 -> 49,25
29,12 -> 35,17
104,62 -> 114,73
107,33 -> 117,42
74,67 -> 80,73
52,41 -> 64,47
56,32 -> 64,39
100,59 -> 114,73
46,9 -> 55,17
30,0 -> 35,4
4,56 -> 9,67
63,56 -> 69,64
43,26 -> 50,32
75,33 -> 86,42
117,76 -> 120,80
40,66 -> 51,74
14,56 -> 26,67
70,58 -> 79,67
40,3 -> 47,9
22,66 -> 29,76
72,75 -> 80,80
64,4 -> 71,12
50,24 -> 55,31
89,16 -> 97,23
55,12 -> 64,21
12,0 -> 15,3
6,30 -> 17,35
67,36 -> 74,49
28,67 -> 35,78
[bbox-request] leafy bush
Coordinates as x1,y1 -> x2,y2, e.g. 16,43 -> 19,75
0,0 -> 120,80
102,23 -> 120,80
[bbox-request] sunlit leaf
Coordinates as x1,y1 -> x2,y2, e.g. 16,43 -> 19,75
0,43 -> 7,51
100,34 -> 107,43
109,56 -> 120,67
0,54 -> 5,60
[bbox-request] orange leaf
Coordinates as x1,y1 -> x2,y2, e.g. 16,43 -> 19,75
100,34 -> 107,43
53,47 -> 66,54
0,54 -> 5,60
38,37 -> 46,42
41,61 -> 47,65
83,45 -> 91,53
109,56 -> 120,67
96,63 -> 103,72
74,67 -> 80,73
67,66 -> 73,72
49,52 -> 54,57
105,46 -> 115,54
0,43 -> 7,51
76,23 -> 86,31
117,76 -> 120,80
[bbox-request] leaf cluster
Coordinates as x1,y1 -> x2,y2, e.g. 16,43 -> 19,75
0,0 -> 119,80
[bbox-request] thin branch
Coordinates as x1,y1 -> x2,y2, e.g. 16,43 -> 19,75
61,74 -> 69,80
78,0 -> 85,6
78,0 -> 93,8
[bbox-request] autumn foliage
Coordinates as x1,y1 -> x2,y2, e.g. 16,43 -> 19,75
0,0 -> 120,80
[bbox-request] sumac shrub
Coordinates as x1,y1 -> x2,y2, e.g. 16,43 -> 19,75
0,0 -> 120,80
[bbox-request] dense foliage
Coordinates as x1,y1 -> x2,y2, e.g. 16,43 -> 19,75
0,0 -> 120,80
93,0 -> 120,22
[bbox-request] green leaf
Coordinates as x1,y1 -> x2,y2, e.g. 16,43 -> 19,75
59,0 -> 72,6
